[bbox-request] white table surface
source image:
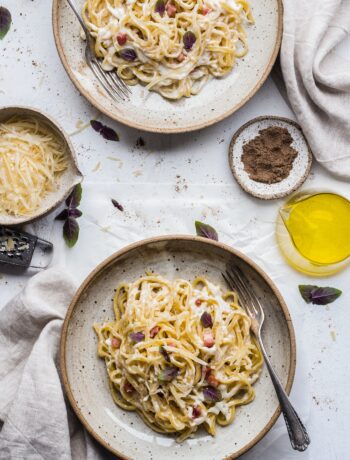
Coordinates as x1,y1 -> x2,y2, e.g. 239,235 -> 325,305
1,1 -> 350,459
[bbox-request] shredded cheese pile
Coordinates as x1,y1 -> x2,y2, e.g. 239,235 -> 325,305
0,116 -> 68,217
94,275 -> 263,441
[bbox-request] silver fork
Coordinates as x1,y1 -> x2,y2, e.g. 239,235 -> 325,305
66,0 -> 131,102
223,266 -> 310,452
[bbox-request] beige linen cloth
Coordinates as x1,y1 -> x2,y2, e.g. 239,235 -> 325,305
281,0 -> 350,179
0,269 -> 114,460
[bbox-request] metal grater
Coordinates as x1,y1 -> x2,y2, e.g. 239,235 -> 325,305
0,226 -> 53,272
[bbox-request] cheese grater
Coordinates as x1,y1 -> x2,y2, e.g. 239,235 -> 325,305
0,226 -> 53,272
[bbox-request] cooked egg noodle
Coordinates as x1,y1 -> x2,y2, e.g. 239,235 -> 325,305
82,0 -> 253,99
94,275 -> 263,440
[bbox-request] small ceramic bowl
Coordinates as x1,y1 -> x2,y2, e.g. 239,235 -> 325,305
228,116 -> 313,200
0,106 -> 83,225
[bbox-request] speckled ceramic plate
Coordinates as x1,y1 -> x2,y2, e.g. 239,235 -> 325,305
228,116 -> 313,200
0,106 -> 83,226
61,236 -> 296,460
52,1 -> 282,133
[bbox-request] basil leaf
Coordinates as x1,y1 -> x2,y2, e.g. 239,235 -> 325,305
0,7 -> 11,40
183,31 -> 196,51
158,366 -> 179,383
155,0 -> 165,16
299,285 -> 342,305
66,184 -> 82,209
111,198 -> 124,212
68,208 -> 82,218
63,217 -> 79,248
130,332 -> 145,343
90,120 -> 119,141
159,346 -> 171,362
203,386 -> 222,403
200,312 -> 213,328
195,221 -> 218,241
119,48 -> 137,62
55,209 -> 69,221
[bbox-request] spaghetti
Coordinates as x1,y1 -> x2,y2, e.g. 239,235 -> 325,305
82,0 -> 254,99
94,275 -> 263,441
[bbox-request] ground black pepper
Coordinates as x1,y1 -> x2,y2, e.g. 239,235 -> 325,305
241,127 -> 298,184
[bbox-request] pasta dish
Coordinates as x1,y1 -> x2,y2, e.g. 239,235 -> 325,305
82,0 -> 254,100
94,275 -> 263,441
0,117 -> 67,217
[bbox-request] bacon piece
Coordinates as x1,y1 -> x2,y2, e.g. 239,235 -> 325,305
123,381 -> 134,394
177,53 -> 186,62
111,337 -> 121,349
195,299 -> 202,306
150,326 -> 160,338
207,374 -> 220,388
202,7 -> 211,15
117,32 -> 127,46
203,330 -> 215,348
166,3 -> 177,17
192,405 -> 202,418
202,365 -> 212,380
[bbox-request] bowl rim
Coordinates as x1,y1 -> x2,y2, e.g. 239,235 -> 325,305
52,0 -> 284,134
0,105 -> 83,226
60,234 -> 296,460
228,115 -> 313,200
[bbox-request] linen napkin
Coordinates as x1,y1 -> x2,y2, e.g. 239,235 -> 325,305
0,268 -> 114,460
281,0 -> 350,179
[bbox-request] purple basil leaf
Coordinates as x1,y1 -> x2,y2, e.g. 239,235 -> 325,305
155,0 -> 165,15
195,221 -> 218,241
158,366 -> 179,383
90,120 -> 119,141
159,346 -> 171,362
183,31 -> 196,51
90,120 -> 104,132
111,198 -> 124,212
201,312 -> 213,328
130,332 -> 145,343
0,7 -> 11,40
68,208 -> 82,218
55,209 -> 69,221
119,48 -> 137,62
66,184 -> 82,209
203,386 -> 222,403
63,217 -> 79,248
136,137 -> 145,148
299,285 -> 342,305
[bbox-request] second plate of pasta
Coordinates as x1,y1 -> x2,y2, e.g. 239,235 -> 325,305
61,236 -> 295,460
53,0 -> 282,132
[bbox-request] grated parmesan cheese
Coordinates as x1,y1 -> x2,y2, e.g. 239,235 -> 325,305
0,116 -> 68,217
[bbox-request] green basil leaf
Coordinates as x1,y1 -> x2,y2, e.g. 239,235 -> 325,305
299,285 -> 342,305
0,7 -> 11,40
195,221 -> 218,241
63,217 -> 79,248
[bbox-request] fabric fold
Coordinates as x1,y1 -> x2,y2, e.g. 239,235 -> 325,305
281,0 -> 350,178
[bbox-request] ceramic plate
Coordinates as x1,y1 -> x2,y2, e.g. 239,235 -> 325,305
52,0 -> 282,133
61,236 -> 296,460
0,106 -> 82,226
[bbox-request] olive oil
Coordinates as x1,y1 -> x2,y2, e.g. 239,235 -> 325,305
276,193 -> 350,276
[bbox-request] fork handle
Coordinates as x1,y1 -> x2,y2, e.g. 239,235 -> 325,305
66,0 -> 90,35
259,340 -> 310,451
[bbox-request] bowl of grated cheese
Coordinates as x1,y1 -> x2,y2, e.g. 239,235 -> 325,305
0,106 -> 83,225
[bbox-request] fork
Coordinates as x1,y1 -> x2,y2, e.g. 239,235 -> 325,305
66,0 -> 131,102
223,266 -> 310,452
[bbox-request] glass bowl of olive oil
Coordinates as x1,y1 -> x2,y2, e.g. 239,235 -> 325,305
276,192 -> 350,276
